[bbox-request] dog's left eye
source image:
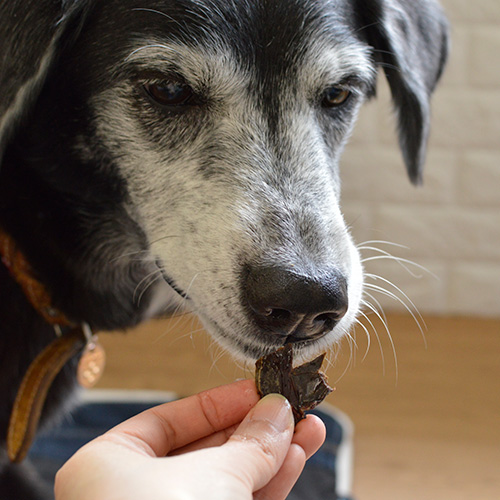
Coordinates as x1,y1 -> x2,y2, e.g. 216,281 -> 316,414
321,87 -> 351,108
143,80 -> 195,107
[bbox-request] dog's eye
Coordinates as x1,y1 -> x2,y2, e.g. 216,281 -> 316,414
143,80 -> 195,107
321,87 -> 351,108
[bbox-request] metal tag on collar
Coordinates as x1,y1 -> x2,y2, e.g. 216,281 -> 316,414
77,323 -> 106,389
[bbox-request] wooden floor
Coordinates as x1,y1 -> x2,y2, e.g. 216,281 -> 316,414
94,313 -> 500,499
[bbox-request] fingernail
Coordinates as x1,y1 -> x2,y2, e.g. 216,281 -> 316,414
251,394 -> 293,432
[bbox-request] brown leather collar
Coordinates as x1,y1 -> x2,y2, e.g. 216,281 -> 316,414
0,227 -> 93,463
0,227 -> 71,327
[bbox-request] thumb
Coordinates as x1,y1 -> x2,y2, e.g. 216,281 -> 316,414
222,394 -> 295,492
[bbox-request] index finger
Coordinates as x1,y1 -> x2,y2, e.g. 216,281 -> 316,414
106,379 -> 259,457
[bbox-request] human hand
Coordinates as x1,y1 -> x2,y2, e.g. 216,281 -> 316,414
54,380 -> 326,500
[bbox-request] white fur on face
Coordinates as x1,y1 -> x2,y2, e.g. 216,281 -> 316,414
89,35 -> 373,362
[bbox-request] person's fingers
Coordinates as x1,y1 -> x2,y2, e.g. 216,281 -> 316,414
252,414 -> 326,499
168,423 -> 239,455
170,404 -> 325,458
220,394 -> 295,492
102,380 -> 259,456
292,414 -> 326,459
254,443 -> 306,500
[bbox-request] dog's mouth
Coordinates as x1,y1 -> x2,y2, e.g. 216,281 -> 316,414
139,263 -> 192,321
194,309 -> 337,363
156,262 -> 190,299
150,259 -> 357,362
162,274 -> 189,300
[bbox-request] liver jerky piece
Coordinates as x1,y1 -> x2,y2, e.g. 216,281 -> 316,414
255,344 -> 333,424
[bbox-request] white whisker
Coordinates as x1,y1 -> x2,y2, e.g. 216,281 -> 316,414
361,300 -> 398,381
362,290 -> 388,324
354,317 -> 371,362
133,268 -> 163,305
124,43 -> 184,62
357,240 -> 409,250
208,345 -> 227,377
365,274 -> 427,347
361,255 -> 438,280
365,282 -> 426,342
333,333 -> 355,384
154,272 -> 202,341
108,249 -> 152,264
358,308 -> 386,375
136,273 -> 164,306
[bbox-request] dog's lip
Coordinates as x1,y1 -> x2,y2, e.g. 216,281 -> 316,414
156,262 -> 189,299
202,313 -> 319,361
285,331 -> 327,344
246,337 -> 319,362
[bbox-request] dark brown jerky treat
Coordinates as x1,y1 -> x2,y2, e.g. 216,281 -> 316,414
255,344 -> 333,424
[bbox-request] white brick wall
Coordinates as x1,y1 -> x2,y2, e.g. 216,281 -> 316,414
341,0 -> 500,317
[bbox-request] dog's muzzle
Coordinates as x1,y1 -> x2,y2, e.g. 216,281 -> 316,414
243,265 -> 348,343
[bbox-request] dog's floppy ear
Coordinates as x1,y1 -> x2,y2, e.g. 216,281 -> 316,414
354,0 -> 449,185
0,1 -> 88,167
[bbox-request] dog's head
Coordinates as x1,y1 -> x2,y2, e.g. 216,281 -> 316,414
0,0 -> 448,361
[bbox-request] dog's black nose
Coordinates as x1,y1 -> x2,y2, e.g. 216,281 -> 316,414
244,266 -> 348,341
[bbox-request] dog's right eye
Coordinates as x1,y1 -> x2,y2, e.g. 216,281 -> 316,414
321,87 -> 351,108
143,80 -> 195,108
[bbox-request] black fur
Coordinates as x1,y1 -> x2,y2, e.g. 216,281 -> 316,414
353,0 -> 449,184
0,1 -> 448,498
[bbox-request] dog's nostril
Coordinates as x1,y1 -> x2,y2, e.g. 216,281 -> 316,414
243,265 -> 348,339
251,306 -> 292,329
267,308 -> 290,320
315,312 -> 337,327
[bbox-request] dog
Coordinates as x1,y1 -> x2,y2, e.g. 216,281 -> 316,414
0,0 -> 448,498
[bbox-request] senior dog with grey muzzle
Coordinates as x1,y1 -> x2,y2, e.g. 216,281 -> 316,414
0,0 -> 448,497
